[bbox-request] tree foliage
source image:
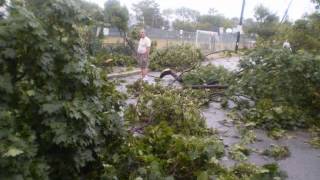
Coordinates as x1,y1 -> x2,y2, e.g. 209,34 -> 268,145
172,20 -> 197,31
197,14 -> 234,30
0,0 -> 5,6
287,13 -> 320,53
125,84 -> 211,136
312,0 -> 320,9
104,0 -> 129,34
231,47 -> 320,130
172,11 -> 234,31
175,7 -> 200,22
0,1 -> 124,179
246,5 -> 279,39
132,0 -> 164,28
149,45 -> 204,71
75,0 -> 104,22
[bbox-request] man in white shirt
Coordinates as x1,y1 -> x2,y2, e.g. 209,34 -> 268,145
283,40 -> 292,52
137,29 -> 151,80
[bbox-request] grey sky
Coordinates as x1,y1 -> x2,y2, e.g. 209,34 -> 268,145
88,0 -> 316,21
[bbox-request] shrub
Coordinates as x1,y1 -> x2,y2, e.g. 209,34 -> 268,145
103,44 -> 134,56
95,51 -> 137,67
149,45 -> 204,71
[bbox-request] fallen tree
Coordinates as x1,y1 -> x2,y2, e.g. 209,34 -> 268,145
159,64 -> 232,90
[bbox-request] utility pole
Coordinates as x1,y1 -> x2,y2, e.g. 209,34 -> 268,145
281,0 -> 294,24
235,0 -> 246,52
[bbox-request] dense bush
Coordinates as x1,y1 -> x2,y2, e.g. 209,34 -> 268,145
0,1 -> 124,179
149,45 -> 204,71
231,47 -> 320,129
104,44 -> 134,56
94,51 -> 137,67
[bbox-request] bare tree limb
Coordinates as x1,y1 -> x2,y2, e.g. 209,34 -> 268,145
186,85 -> 228,89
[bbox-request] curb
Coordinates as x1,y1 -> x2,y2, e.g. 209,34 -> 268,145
107,70 -> 141,79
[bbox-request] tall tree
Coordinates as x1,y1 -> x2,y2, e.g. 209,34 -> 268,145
175,7 -> 200,22
243,18 -> 255,34
250,5 -> 279,39
254,5 -> 278,24
287,13 -> 320,52
132,0 -> 164,28
172,20 -> 197,31
197,14 -> 233,30
162,8 -> 174,29
74,0 -> 104,22
172,7 -> 200,31
0,0 -> 5,6
104,0 -> 129,36
208,8 -> 218,16
312,0 -> 320,9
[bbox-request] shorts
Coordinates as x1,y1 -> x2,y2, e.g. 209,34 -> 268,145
137,53 -> 149,69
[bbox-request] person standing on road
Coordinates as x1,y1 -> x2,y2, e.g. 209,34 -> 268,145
137,29 -> 152,81
283,40 -> 292,52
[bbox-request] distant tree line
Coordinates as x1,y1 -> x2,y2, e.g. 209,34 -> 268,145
84,0 -> 320,52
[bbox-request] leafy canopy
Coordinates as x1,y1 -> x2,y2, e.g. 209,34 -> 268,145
132,0 -> 164,28
0,0 -> 124,179
104,0 -> 129,34
231,47 -> 320,130
246,5 -> 279,39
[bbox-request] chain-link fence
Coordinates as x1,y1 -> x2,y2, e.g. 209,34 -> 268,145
104,27 -> 255,54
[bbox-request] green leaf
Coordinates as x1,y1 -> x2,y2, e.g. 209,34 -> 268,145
41,103 -> 63,114
26,90 -> 35,96
2,48 -> 16,59
197,171 -> 209,180
0,73 -> 13,93
3,147 -> 24,157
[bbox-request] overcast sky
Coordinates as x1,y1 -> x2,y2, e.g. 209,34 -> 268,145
88,0 -> 316,21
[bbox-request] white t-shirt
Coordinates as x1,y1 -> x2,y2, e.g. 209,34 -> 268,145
137,37 -> 151,54
283,41 -> 291,49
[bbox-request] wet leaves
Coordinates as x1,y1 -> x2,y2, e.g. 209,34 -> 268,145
262,145 -> 290,160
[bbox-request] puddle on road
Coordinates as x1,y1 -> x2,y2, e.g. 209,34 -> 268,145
202,102 -> 320,180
